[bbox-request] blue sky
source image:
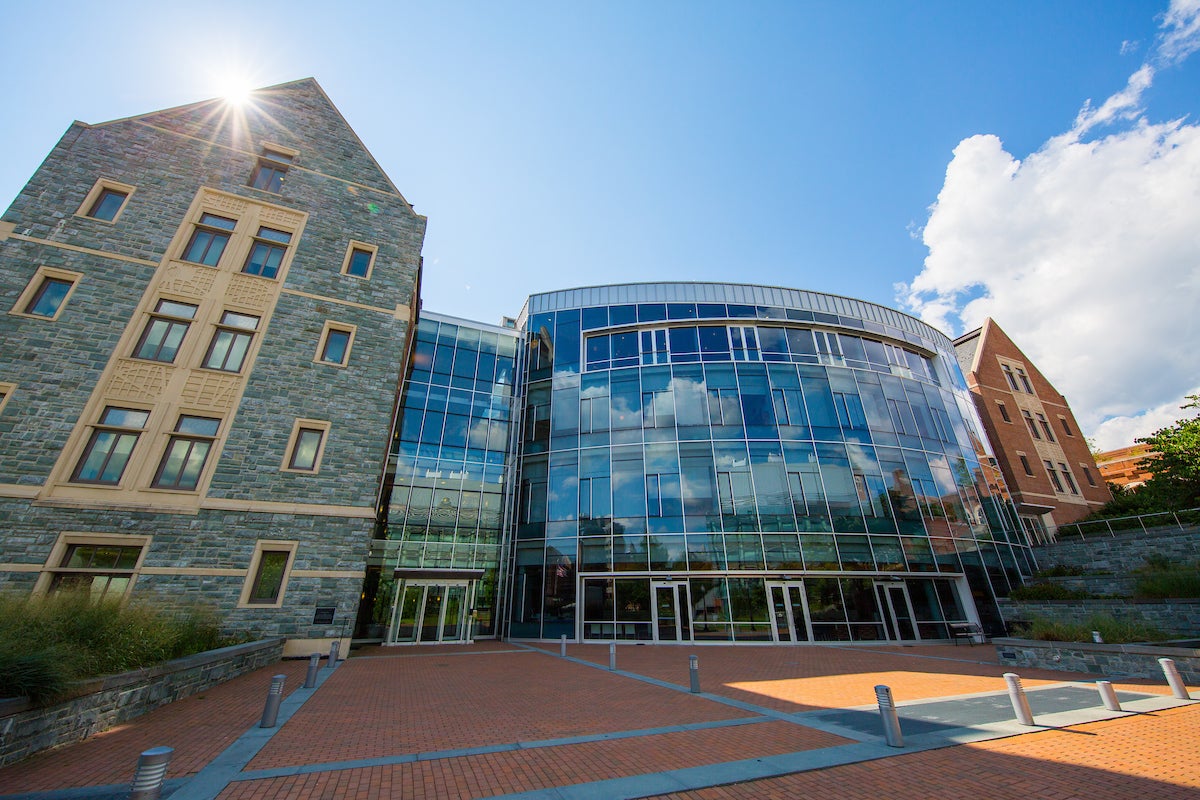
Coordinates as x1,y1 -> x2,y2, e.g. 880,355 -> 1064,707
2,1 -> 1198,448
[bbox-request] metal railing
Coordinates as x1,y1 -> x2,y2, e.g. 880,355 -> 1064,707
1053,506 -> 1200,540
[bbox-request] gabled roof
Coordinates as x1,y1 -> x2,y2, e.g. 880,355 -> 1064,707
85,78 -> 419,215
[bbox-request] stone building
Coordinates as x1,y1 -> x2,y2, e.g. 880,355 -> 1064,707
0,79 -> 425,654
954,319 -> 1110,542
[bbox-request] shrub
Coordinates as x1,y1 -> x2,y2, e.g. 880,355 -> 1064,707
1032,564 -> 1085,578
0,592 -> 233,703
1009,583 -> 1091,601
1013,613 -> 1166,644
1134,568 -> 1200,599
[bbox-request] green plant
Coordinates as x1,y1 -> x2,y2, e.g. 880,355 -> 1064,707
1009,583 -> 1091,601
1013,613 -> 1166,643
1139,552 -> 1173,572
0,592 -> 235,704
1134,568 -> 1200,599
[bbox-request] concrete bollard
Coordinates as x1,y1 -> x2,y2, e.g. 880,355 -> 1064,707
874,684 -> 904,747
560,634 -> 567,658
1159,658 -> 1193,700
1003,672 -> 1035,726
260,674 -> 286,728
129,746 -> 174,800
1096,680 -> 1122,712
689,655 -> 701,694
609,642 -> 616,671
303,652 -> 321,689
328,640 -> 340,667
1091,630 -> 1104,644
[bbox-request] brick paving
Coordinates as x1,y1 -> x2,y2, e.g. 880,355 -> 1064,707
651,704 -> 1200,800
0,659 -> 310,793
0,641 -> 1194,800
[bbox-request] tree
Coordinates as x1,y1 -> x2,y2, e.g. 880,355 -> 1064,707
1135,395 -> 1200,509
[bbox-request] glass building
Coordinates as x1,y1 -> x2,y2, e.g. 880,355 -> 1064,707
360,284 -> 1032,646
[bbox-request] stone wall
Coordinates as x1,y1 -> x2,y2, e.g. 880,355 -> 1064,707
998,598 -> 1200,637
994,637 -> 1200,685
0,638 -> 283,767
1033,525 -> 1200,573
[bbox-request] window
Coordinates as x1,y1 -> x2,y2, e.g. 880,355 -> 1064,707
729,326 -> 760,361
1019,454 -> 1035,476
1016,367 -> 1034,394
77,178 -> 135,223
0,382 -> 13,415
1044,460 -> 1065,492
203,311 -> 260,372
242,226 -> 291,279
1022,410 -> 1041,440
341,241 -> 377,279
182,213 -> 237,266
152,416 -> 220,490
238,540 -> 298,607
1036,413 -> 1056,442
249,148 -> 294,193
72,406 -> 150,485
11,267 -> 82,320
1058,463 -> 1079,494
1001,364 -> 1020,391
43,535 -> 148,600
527,402 -> 550,441
133,300 -> 198,362
1082,465 -> 1097,487
833,391 -> 867,430
641,328 -> 669,365
997,401 -> 1011,423
1060,416 -> 1074,437
316,322 -> 356,367
282,419 -> 330,473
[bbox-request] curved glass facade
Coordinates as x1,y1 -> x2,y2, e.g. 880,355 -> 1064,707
507,283 -> 1030,643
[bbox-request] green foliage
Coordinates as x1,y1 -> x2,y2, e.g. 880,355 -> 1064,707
0,592 -> 232,704
1133,561 -> 1200,599
1013,613 -> 1166,644
1009,582 -> 1091,601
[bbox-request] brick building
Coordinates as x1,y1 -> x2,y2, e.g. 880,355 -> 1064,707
954,319 -> 1109,542
1095,444 -> 1155,489
0,79 -> 425,654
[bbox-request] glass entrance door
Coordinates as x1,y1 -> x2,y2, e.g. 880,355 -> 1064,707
652,581 -> 692,642
766,581 -> 811,643
875,582 -> 919,641
388,581 -> 475,644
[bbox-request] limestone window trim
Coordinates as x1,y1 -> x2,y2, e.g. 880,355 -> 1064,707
34,531 -> 152,600
340,240 -> 378,280
0,382 -> 14,415
314,321 -> 357,368
238,540 -> 299,608
9,266 -> 84,321
281,418 -> 331,474
248,143 -> 300,195
76,178 -> 136,224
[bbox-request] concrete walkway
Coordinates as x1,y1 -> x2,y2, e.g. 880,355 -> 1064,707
0,641 -> 1194,800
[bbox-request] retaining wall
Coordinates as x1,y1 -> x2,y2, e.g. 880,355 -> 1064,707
0,637 -> 283,767
994,637 -> 1200,685
1034,525 -> 1200,573
998,598 -> 1200,637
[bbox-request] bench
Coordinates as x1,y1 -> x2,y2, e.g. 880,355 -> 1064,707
949,622 -> 984,645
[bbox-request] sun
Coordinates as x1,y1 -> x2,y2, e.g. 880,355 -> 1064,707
211,70 -> 257,107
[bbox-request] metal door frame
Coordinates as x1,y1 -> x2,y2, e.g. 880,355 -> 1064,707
765,580 -> 813,643
874,581 -> 920,642
651,580 -> 692,642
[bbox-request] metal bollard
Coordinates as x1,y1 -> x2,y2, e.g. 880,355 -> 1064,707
560,634 -> 567,658
303,652 -> 321,689
1096,680 -> 1122,712
874,685 -> 904,747
689,655 -> 701,693
609,642 -> 616,671
1159,658 -> 1193,700
129,746 -> 174,800
260,674 -> 286,728
1091,631 -> 1104,644
1004,672 -> 1035,726
328,640 -> 340,667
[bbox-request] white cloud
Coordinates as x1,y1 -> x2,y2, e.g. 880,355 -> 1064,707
901,1 -> 1200,448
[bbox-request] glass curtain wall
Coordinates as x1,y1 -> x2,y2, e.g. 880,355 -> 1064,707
509,286 -> 1028,641
359,313 -> 520,641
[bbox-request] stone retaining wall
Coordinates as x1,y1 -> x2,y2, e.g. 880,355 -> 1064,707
0,637 -> 283,767
1034,525 -> 1200,573
994,637 -> 1200,685
998,598 -> 1200,637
